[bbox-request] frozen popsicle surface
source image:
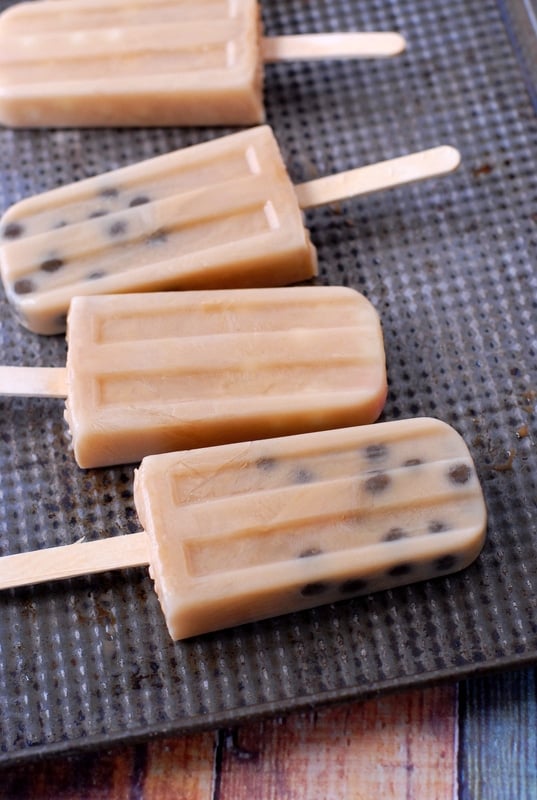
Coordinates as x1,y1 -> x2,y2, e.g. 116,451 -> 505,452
134,417 -> 487,640
0,126 -> 317,334
0,0 -> 264,127
64,287 -> 387,468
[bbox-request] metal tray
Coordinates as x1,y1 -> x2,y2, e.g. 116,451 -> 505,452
0,0 -> 536,766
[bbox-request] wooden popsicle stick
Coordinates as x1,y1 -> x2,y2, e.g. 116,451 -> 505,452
0,532 -> 149,591
262,32 -> 406,62
0,365 -> 67,397
294,146 -> 461,210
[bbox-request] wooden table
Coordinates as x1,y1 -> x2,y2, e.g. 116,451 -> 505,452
1,667 -> 535,798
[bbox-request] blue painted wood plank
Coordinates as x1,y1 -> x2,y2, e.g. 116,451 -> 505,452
459,668 -> 537,799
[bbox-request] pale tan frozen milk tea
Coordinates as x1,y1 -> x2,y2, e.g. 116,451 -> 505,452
0,419 -> 487,640
0,286 -> 387,468
0,0 -> 405,128
0,126 -> 461,334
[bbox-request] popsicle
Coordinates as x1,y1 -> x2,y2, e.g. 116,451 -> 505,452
0,286 -> 387,468
0,418 -> 487,640
0,125 -> 461,335
0,0 -> 406,128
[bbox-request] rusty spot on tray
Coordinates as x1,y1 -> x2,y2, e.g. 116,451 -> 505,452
472,163 -> 493,177
491,449 -> 515,472
521,389 -> 537,413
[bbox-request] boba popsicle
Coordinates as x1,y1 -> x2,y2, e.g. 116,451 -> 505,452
0,418 -> 487,640
0,126 -> 461,334
0,286 -> 387,468
0,0 -> 405,128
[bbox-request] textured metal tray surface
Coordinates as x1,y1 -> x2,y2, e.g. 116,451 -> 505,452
0,0 -> 536,766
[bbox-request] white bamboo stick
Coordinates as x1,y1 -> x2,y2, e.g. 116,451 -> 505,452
262,32 -> 406,62
0,366 -> 67,397
295,146 -> 461,210
0,532 -> 149,590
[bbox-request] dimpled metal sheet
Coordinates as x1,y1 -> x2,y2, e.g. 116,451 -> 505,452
0,0 -> 536,765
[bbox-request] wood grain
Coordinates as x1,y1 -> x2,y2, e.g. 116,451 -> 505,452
218,686 -> 457,800
0,686 -> 457,799
458,669 -> 537,800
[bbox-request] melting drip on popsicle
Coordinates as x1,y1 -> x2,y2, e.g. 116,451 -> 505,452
0,419 -> 487,641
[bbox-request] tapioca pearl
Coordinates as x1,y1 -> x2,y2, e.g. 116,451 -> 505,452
364,472 -> 391,493
383,527 -> 408,542
339,577 -> 368,594
129,195 -> 151,207
293,468 -> 314,484
386,562 -> 413,577
2,221 -> 24,239
108,220 -> 128,237
300,582 -> 329,597
146,228 -> 168,245
256,456 -> 277,471
86,270 -> 107,281
13,278 -> 35,294
403,458 -> 423,467
434,554 -> 457,572
40,256 -> 64,273
428,520 -> 450,534
365,443 -> 388,462
99,187 -> 119,199
53,220 -> 68,229
299,547 -> 322,558
448,463 -> 472,485
89,209 -> 109,219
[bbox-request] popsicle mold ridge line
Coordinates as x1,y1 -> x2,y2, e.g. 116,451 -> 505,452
0,286 -> 388,468
0,0 -> 406,129
0,126 -> 461,335
0,418 -> 488,641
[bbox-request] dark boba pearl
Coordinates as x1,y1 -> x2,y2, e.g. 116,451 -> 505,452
108,220 -> 127,237
100,187 -> 119,198
448,463 -> 472,485
13,278 -> 35,294
364,472 -> 391,493
387,563 -> 413,577
129,195 -> 150,207
294,468 -> 314,484
434,554 -> 457,572
383,527 -> 407,542
256,456 -> 276,471
89,209 -> 108,219
339,578 -> 368,594
403,458 -> 423,467
429,520 -> 449,534
365,443 -> 388,461
40,257 -> 64,273
300,582 -> 328,597
2,221 -> 24,239
87,271 -> 106,281
299,548 -> 322,558
146,228 -> 168,245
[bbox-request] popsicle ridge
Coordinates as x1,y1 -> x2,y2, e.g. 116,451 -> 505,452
64,287 -> 387,467
1,127 -> 317,334
134,418 -> 487,639
0,0 -> 264,127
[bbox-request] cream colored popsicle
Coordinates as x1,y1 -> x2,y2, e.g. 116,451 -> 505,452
0,286 -> 388,468
0,419 -> 487,641
0,125 -> 461,335
0,0 -> 405,128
